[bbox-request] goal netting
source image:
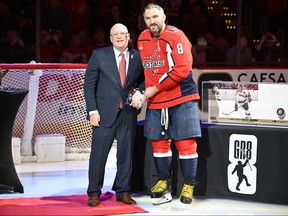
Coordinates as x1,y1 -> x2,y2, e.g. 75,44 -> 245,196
1,62 -> 91,156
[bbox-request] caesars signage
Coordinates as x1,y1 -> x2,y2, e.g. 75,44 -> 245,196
193,68 -> 288,84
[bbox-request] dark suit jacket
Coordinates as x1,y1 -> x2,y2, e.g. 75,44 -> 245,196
84,46 -> 144,128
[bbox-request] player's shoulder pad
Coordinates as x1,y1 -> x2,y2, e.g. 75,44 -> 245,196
165,25 -> 181,33
166,28 -> 179,33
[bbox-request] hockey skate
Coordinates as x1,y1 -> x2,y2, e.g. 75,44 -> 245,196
180,183 -> 195,204
150,179 -> 172,205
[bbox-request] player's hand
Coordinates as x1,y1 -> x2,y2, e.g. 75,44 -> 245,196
144,86 -> 158,101
90,113 -> 100,127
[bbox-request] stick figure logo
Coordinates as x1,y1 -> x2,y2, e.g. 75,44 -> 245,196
231,160 -> 251,191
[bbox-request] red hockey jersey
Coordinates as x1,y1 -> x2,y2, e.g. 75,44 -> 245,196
138,25 -> 200,109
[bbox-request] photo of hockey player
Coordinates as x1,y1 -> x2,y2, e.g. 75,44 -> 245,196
204,83 -> 228,120
204,81 -> 288,127
234,84 -> 252,119
211,83 -> 222,101
219,83 -> 255,119
204,81 -> 257,124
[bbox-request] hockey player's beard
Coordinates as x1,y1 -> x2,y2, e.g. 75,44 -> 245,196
149,23 -> 162,36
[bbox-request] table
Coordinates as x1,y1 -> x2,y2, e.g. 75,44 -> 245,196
0,89 -> 28,193
205,125 -> 288,204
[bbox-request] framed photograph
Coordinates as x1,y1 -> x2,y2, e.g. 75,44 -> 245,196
202,81 -> 288,128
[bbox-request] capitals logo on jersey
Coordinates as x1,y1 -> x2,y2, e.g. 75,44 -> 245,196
142,50 -> 165,75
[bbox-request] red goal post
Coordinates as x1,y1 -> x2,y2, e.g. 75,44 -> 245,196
0,63 -> 90,156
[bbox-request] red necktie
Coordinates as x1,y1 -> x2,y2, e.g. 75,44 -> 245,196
119,52 -> 126,108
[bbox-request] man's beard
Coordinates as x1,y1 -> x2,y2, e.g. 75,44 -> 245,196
149,24 -> 161,34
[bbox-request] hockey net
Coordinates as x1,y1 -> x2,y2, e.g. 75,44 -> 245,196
0,62 -> 91,156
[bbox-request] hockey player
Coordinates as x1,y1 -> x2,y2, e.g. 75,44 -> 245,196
235,84 -> 252,119
212,83 -> 222,101
137,3 -> 201,205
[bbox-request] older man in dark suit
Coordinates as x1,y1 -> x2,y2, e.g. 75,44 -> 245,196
84,23 -> 144,207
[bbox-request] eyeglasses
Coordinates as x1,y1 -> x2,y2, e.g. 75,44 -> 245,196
111,32 -> 128,37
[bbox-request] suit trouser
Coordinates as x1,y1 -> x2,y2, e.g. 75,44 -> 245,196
87,111 -> 136,198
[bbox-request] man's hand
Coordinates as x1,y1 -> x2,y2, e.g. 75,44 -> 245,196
130,90 -> 144,109
144,86 -> 159,101
90,113 -> 100,127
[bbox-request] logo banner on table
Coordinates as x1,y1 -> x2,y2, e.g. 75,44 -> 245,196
228,134 -> 257,194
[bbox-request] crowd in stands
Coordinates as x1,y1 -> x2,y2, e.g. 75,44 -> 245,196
0,0 -> 287,66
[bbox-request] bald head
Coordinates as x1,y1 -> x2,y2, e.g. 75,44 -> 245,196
110,23 -> 130,52
110,23 -> 128,36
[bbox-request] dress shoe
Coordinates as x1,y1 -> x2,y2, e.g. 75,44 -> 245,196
116,195 -> 136,204
88,196 -> 100,207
